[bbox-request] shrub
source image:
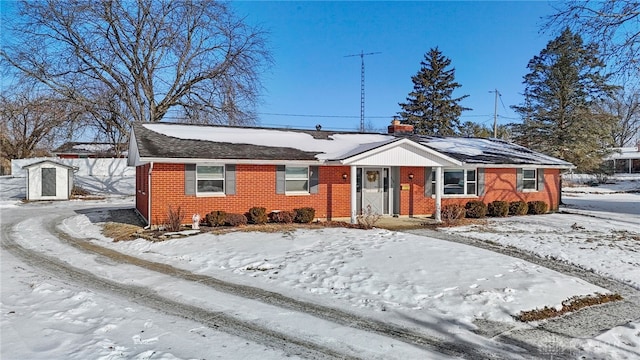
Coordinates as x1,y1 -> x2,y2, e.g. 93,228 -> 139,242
509,201 -> 528,216
270,210 -> 294,224
356,204 -> 382,229
527,201 -> 548,215
487,201 -> 509,217
294,207 -> 316,223
71,185 -> 91,196
441,204 -> 465,226
465,200 -> 487,218
165,206 -> 185,232
247,207 -> 268,225
206,210 -> 227,227
225,213 -> 248,227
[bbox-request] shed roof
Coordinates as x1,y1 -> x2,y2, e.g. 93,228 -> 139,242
22,159 -> 78,170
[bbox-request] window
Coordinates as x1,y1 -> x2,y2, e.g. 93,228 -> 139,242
197,165 -> 224,194
285,166 -> 308,192
523,169 -> 537,190
432,169 -> 477,195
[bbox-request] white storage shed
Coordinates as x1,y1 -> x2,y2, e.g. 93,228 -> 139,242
23,160 -> 77,201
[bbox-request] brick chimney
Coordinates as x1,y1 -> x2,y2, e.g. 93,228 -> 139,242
387,118 -> 414,134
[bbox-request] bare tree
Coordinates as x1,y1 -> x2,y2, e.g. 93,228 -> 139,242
595,88 -> 640,147
0,88 -> 80,160
547,1 -> 640,78
2,0 -> 271,138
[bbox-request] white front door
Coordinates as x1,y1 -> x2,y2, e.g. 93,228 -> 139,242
361,168 -> 383,214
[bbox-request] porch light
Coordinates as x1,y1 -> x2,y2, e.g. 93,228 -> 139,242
342,173 -> 348,180
408,173 -> 414,180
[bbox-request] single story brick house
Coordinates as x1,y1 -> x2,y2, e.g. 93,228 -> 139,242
127,121 -> 573,226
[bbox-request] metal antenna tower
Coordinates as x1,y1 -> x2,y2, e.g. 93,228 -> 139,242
489,89 -> 501,138
345,50 -> 381,132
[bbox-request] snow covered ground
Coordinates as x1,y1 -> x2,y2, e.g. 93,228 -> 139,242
1,174 -> 639,359
443,179 -> 640,358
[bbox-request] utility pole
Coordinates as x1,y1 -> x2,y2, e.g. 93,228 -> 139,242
489,89 -> 500,138
345,51 -> 381,132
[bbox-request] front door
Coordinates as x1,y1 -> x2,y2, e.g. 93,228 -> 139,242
361,168 -> 384,214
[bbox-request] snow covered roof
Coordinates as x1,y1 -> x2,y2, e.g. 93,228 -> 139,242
416,136 -> 573,167
132,122 -> 395,162
130,122 -> 573,168
54,142 -> 125,156
605,147 -> 640,160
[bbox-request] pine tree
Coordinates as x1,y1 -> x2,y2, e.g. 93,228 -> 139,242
398,48 -> 470,136
511,28 -> 617,172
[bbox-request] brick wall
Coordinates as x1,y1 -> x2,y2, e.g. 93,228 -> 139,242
149,163 -> 352,225
144,164 -> 561,225
480,168 -> 560,210
396,167 -> 560,216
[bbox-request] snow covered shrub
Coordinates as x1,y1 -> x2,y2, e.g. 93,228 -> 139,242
206,210 -> 227,227
165,206 -> 185,232
441,204 -> 465,225
270,210 -> 294,224
294,207 -> 315,223
465,200 -> 487,218
509,201 -> 528,216
225,213 -> 247,227
527,201 -> 548,215
487,201 -> 509,217
247,207 -> 268,225
357,204 -> 382,229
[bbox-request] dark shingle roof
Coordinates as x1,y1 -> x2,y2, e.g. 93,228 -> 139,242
133,122 -> 320,160
131,122 -> 572,167
54,142 -> 125,155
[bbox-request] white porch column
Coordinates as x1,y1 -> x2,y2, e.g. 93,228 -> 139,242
350,165 -> 357,224
435,166 -> 442,223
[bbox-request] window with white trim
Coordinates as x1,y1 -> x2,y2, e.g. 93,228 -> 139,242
285,166 -> 309,192
196,165 -> 224,194
523,169 -> 537,190
432,169 -> 477,195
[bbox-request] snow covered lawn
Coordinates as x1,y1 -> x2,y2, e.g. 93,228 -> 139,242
444,183 -> 640,290
3,175 -> 640,358
63,212 -> 606,330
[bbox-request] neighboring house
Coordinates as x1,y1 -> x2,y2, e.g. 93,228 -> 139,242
127,121 -> 573,226
603,145 -> 640,174
54,142 -> 126,158
22,160 -> 77,201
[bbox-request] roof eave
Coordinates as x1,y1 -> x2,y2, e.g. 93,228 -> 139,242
135,157 -> 325,166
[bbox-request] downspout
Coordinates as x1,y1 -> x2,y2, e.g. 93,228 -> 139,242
146,162 -> 153,229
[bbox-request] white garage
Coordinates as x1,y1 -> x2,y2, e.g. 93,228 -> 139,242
23,160 -> 77,201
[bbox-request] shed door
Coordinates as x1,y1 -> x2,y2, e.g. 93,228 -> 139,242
42,168 -> 57,196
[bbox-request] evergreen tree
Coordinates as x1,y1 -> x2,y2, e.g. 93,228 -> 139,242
398,48 -> 470,136
459,121 -> 511,140
511,28 -> 617,172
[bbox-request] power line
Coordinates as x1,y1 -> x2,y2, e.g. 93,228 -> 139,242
258,112 -> 493,119
258,112 -> 389,119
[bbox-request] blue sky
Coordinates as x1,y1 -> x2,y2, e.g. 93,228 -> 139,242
233,1 -> 557,132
